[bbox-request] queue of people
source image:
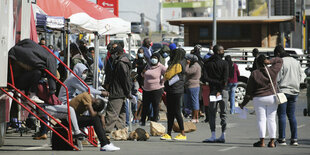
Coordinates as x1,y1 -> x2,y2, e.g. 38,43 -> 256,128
10,36 -> 302,152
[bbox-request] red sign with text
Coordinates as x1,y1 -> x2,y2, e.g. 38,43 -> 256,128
97,0 -> 119,17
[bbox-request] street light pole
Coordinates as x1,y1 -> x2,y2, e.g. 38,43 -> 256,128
267,0 -> 271,18
212,0 -> 217,46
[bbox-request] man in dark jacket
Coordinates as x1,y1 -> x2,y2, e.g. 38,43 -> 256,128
9,39 -> 57,103
141,38 -> 153,65
105,46 -> 132,133
202,45 -> 228,143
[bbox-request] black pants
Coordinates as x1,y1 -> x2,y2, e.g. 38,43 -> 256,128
141,89 -> 163,124
15,69 -> 41,92
77,115 -> 110,146
167,93 -> 184,135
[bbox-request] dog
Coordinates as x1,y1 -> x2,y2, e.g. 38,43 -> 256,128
128,128 -> 150,141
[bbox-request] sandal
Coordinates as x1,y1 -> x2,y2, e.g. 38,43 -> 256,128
253,141 -> 265,147
268,141 -> 276,148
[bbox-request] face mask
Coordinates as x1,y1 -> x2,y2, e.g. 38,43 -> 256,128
81,74 -> 87,80
138,53 -> 144,58
151,58 -> 158,65
162,52 -> 169,58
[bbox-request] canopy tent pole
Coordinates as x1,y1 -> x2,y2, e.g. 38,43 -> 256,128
127,33 -> 132,132
66,20 -> 71,77
93,32 -> 99,90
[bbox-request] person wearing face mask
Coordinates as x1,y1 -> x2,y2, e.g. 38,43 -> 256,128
201,45 -> 229,143
141,38 -> 153,65
158,45 -> 170,67
132,48 -> 147,88
184,54 -> 201,123
58,63 -> 109,104
105,45 -> 132,133
140,53 -> 167,125
57,63 -> 120,151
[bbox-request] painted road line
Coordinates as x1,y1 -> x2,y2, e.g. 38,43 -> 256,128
23,144 -> 49,151
219,146 -> 238,152
297,124 -> 306,129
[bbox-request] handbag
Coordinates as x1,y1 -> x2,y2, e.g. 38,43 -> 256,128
264,66 -> 287,104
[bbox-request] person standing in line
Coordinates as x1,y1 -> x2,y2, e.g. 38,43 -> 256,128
140,53 -> 167,125
202,45 -> 228,143
105,46 -> 132,133
225,55 -> 240,114
160,48 -> 187,141
240,55 -> 283,148
184,54 -> 201,123
141,38 -> 153,65
132,48 -> 147,88
246,48 -> 259,72
274,45 -> 302,146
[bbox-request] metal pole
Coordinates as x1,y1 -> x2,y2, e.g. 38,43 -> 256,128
93,32 -> 99,90
212,0 -> 217,46
127,33 -> 132,132
267,0 -> 271,18
67,22 -> 71,77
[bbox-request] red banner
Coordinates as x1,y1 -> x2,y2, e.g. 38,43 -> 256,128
97,0 -> 119,17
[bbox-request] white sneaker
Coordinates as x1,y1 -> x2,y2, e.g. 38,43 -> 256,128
30,95 -> 44,104
100,143 -> 120,151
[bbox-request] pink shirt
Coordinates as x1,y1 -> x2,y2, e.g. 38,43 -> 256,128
142,63 -> 167,91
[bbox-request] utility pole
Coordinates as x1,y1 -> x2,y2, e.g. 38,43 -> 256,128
267,0 -> 271,18
212,0 -> 217,46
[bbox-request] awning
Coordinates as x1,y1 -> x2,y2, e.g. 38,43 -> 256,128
34,0 -> 130,35
168,16 -> 295,25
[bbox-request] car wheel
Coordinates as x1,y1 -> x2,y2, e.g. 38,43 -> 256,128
235,82 -> 247,104
0,122 -> 6,147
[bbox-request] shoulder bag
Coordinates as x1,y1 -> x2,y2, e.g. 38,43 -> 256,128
264,65 -> 287,104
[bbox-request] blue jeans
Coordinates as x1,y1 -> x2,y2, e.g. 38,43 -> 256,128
227,83 -> 237,114
277,94 -> 298,140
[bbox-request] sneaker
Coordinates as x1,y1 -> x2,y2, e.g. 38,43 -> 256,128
160,134 -> 172,140
290,140 -> 298,146
73,133 -> 87,140
202,138 -> 216,143
33,134 -> 47,140
174,134 -> 187,141
215,138 -> 225,143
190,119 -> 199,123
277,139 -> 287,146
100,143 -> 120,151
29,95 -> 44,104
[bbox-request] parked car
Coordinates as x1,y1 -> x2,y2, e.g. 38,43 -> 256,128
182,46 -> 211,58
162,36 -> 184,47
131,22 -> 143,34
225,47 -> 307,104
152,43 -> 163,52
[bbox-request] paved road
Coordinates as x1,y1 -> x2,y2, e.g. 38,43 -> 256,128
0,90 -> 309,155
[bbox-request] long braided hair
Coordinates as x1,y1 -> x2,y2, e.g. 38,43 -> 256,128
168,48 -> 186,69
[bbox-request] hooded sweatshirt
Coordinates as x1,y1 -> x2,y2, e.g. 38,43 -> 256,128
108,53 -> 132,99
58,63 -> 101,103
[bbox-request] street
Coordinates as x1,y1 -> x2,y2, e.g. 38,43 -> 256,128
0,89 -> 309,155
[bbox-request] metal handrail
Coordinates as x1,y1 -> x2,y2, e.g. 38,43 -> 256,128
0,87 -> 79,150
41,45 -> 90,94
44,69 -> 73,144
